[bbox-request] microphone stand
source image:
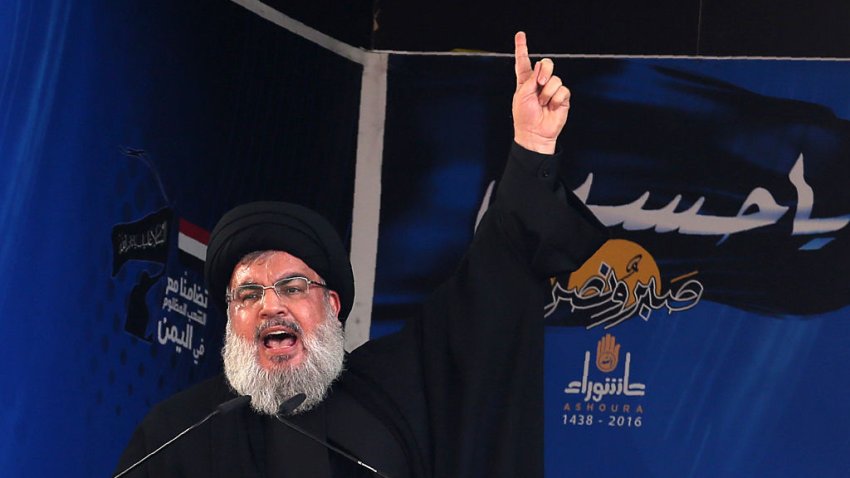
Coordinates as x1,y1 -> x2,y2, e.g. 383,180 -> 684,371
113,395 -> 251,478
275,394 -> 394,478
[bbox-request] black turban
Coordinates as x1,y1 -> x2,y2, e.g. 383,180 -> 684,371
204,201 -> 354,322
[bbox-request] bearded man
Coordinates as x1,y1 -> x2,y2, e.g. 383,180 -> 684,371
115,32 -> 608,478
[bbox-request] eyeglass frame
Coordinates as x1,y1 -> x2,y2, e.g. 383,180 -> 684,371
225,275 -> 329,308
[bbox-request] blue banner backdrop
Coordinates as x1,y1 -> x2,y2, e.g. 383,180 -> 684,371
377,55 -> 850,476
5,1 -> 849,475
0,1 -> 361,476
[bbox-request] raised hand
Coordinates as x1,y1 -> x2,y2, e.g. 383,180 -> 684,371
512,32 -> 571,154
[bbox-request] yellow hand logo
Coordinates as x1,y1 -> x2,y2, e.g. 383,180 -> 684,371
596,334 -> 621,373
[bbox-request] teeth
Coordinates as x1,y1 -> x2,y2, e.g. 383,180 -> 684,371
262,329 -> 297,350
267,331 -> 293,338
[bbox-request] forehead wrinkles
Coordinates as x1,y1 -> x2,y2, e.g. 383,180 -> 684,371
239,250 -> 278,268
236,251 -> 278,281
230,251 -> 293,287
231,252 -> 326,290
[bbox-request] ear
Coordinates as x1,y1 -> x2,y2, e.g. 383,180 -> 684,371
326,290 -> 342,318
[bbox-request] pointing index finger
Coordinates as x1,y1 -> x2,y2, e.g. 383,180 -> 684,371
514,31 -> 532,86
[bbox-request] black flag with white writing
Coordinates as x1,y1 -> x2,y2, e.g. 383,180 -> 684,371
111,208 -> 173,275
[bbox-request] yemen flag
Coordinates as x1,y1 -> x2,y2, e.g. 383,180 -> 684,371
178,218 -> 209,270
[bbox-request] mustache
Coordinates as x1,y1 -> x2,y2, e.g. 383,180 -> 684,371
254,317 -> 304,341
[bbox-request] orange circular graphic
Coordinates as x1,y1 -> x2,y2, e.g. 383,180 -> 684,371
567,239 -> 662,307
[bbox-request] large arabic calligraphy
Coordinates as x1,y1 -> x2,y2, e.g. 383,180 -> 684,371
573,153 -> 849,248
565,350 -> 646,402
564,335 -> 647,403
546,254 -> 703,329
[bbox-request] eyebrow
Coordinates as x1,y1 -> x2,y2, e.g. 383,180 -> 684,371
233,273 -> 310,288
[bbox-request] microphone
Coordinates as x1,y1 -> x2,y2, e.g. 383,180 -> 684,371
279,393 -> 307,415
113,395 -> 252,478
218,395 -> 252,413
274,394 -> 394,478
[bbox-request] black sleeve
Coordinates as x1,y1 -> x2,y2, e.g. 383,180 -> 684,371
348,143 -> 608,478
496,142 -> 609,277
114,425 -> 151,477
112,375 -> 244,478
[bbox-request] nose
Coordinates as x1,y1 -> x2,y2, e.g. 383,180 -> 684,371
258,285 -> 289,316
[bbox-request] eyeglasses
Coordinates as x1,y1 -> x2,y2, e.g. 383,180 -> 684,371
226,276 -> 328,309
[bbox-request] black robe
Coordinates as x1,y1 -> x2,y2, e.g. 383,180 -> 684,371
115,143 -> 608,478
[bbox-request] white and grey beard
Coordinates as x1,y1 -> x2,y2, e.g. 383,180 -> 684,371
222,307 -> 345,416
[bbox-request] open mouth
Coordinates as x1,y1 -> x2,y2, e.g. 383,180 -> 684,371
260,326 -> 299,350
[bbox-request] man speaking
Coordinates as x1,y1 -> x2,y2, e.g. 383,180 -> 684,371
115,32 -> 608,478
